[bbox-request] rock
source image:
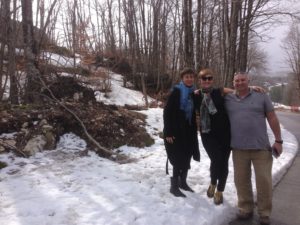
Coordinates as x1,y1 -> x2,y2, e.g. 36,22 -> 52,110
22,122 -> 29,128
0,139 -> 17,152
22,135 -> 47,156
6,139 -> 16,147
44,131 -> 56,150
20,128 -> 29,135
73,92 -> 83,101
39,119 -> 48,126
42,125 -> 56,150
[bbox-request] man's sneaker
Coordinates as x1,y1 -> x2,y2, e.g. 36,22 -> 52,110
236,210 -> 253,220
207,184 -> 216,198
259,216 -> 270,225
213,191 -> 223,205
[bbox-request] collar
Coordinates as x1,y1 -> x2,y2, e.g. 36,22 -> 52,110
233,88 -> 252,99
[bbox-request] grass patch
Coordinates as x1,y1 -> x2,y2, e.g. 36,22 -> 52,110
0,161 -> 8,169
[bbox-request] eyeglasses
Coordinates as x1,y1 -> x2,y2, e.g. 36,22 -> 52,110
201,76 -> 213,81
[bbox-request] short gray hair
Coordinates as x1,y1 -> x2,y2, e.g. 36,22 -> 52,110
234,71 -> 248,76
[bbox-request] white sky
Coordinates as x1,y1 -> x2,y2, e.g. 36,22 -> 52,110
0,70 -> 298,225
258,0 -> 300,75
261,26 -> 288,74
261,25 -> 290,75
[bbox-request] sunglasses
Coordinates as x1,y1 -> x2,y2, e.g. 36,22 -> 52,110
201,76 -> 213,81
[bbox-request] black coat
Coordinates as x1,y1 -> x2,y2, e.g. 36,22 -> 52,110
195,88 -> 231,148
163,87 -> 200,170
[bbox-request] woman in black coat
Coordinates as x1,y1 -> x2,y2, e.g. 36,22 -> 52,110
163,68 -> 200,198
196,68 -> 231,205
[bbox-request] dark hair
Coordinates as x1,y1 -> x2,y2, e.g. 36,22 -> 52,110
180,68 -> 196,78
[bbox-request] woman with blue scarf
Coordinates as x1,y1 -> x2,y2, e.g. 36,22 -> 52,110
163,68 -> 200,198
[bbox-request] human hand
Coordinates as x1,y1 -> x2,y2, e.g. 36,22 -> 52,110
166,136 -> 175,144
250,86 -> 265,93
194,89 -> 200,95
271,142 -> 283,158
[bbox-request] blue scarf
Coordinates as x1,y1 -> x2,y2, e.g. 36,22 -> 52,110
175,81 -> 195,124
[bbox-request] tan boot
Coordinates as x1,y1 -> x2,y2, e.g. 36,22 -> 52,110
207,184 -> 216,198
213,191 -> 223,205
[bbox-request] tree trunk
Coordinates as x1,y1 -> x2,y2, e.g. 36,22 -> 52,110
141,74 -> 148,108
224,0 -> 241,86
237,0 -> 253,72
205,0 -> 217,68
183,0 -> 194,68
0,0 -> 8,101
195,0 -> 202,71
8,0 -> 19,104
21,0 -> 42,104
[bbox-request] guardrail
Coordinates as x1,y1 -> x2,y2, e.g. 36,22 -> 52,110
291,105 -> 300,112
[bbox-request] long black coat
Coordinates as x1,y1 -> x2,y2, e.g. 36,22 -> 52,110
163,87 -> 200,171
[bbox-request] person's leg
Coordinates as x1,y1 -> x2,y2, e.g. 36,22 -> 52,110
252,150 -> 273,218
213,147 -> 231,205
202,135 -> 218,186
202,135 -> 219,197
173,167 -> 180,178
232,150 -> 254,213
170,167 -> 186,197
216,147 -> 231,192
179,169 -> 194,192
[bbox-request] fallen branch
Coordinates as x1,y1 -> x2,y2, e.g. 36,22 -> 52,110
0,139 -> 27,157
38,76 -> 131,163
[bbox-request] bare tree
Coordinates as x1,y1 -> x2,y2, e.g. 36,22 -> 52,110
0,0 -> 8,100
105,0 -> 117,54
22,0 -> 42,103
36,0 -> 60,53
247,41 -> 268,75
183,0 -> 194,68
283,21 -> 300,100
8,0 -> 19,104
223,0 -> 241,86
0,0 -> 298,103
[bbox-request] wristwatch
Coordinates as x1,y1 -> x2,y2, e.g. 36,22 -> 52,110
275,140 -> 283,144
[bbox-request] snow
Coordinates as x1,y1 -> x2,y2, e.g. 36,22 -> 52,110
41,52 -> 80,68
0,72 -> 298,225
273,103 -> 300,111
95,73 -> 155,106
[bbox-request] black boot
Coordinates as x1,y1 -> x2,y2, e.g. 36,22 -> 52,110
179,171 -> 194,192
170,177 -> 186,197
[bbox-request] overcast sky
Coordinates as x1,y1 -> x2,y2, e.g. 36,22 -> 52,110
259,0 -> 300,76
262,25 -> 290,76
